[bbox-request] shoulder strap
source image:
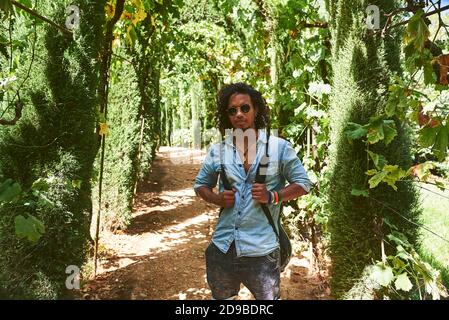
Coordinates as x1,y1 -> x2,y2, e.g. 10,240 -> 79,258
219,140 -> 232,191
219,143 -> 231,217
254,129 -> 281,239
255,128 -> 270,184
260,203 -> 280,239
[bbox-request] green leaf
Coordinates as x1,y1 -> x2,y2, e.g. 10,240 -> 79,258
423,61 -> 437,84
435,181 -> 446,191
392,257 -> 407,270
366,150 -> 387,169
97,110 -> 106,123
124,3 -> 137,14
344,122 -> 368,141
0,179 -> 22,203
396,250 -> 411,261
383,217 -> 398,231
367,125 -> 384,144
366,118 -> 397,145
405,9 -> 430,52
367,165 -> 407,190
395,273 -> 413,292
387,233 -> 406,247
432,125 -> 448,161
393,231 -> 412,247
14,214 -> 45,244
72,180 -> 82,189
368,170 -> 388,189
383,121 -> 397,145
419,127 -> 438,148
126,25 -> 138,48
382,165 -> 408,191
386,83 -> 409,118
386,96 -> 398,117
31,178 -> 49,192
371,264 -> 394,287
351,188 -> 369,197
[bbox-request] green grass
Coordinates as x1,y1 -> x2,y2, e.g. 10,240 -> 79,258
418,182 -> 449,289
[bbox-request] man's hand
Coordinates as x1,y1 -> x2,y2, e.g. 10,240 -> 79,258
252,183 -> 268,203
219,188 -> 236,208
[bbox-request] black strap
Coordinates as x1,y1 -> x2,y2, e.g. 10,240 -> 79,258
254,130 -> 280,239
255,127 -> 270,184
260,203 -> 280,240
219,145 -> 232,217
220,163 -> 232,190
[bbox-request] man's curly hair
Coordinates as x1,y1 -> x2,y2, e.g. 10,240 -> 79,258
216,82 -> 270,134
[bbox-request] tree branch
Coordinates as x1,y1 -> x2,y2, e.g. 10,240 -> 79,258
0,100 -> 23,125
380,1 -> 429,37
11,0 -> 73,37
0,19 -> 37,124
98,0 -> 125,115
384,4 -> 449,32
302,22 -> 328,28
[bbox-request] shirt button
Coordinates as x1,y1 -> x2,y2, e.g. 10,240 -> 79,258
235,227 -> 239,230
238,211 -> 241,215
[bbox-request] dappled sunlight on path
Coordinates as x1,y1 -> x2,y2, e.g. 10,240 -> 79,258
82,146 -> 331,300
83,147 -> 216,299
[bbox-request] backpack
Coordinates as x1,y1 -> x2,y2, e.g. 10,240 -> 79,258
219,132 -> 292,272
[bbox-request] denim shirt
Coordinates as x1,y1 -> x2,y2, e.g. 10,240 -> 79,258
193,130 -> 312,257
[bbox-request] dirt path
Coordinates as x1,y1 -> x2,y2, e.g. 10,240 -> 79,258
82,146 -> 332,300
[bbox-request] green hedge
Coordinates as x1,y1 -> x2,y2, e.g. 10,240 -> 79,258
0,0 -> 105,298
94,59 -> 141,230
327,0 -> 420,298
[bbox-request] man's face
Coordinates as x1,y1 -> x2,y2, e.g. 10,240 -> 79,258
227,93 -> 257,131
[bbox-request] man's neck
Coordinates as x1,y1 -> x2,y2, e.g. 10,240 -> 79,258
232,128 -> 259,147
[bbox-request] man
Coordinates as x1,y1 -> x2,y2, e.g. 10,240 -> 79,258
193,82 -> 311,300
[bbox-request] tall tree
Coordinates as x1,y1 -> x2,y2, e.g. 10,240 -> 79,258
0,0 -> 106,298
327,0 -> 421,298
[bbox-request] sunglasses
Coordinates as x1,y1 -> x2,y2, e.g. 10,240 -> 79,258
227,104 -> 251,116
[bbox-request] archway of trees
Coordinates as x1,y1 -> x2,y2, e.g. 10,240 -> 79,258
0,0 -> 448,299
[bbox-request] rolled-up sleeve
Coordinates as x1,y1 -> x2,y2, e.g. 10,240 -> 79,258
280,141 -> 312,193
193,145 -> 219,193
